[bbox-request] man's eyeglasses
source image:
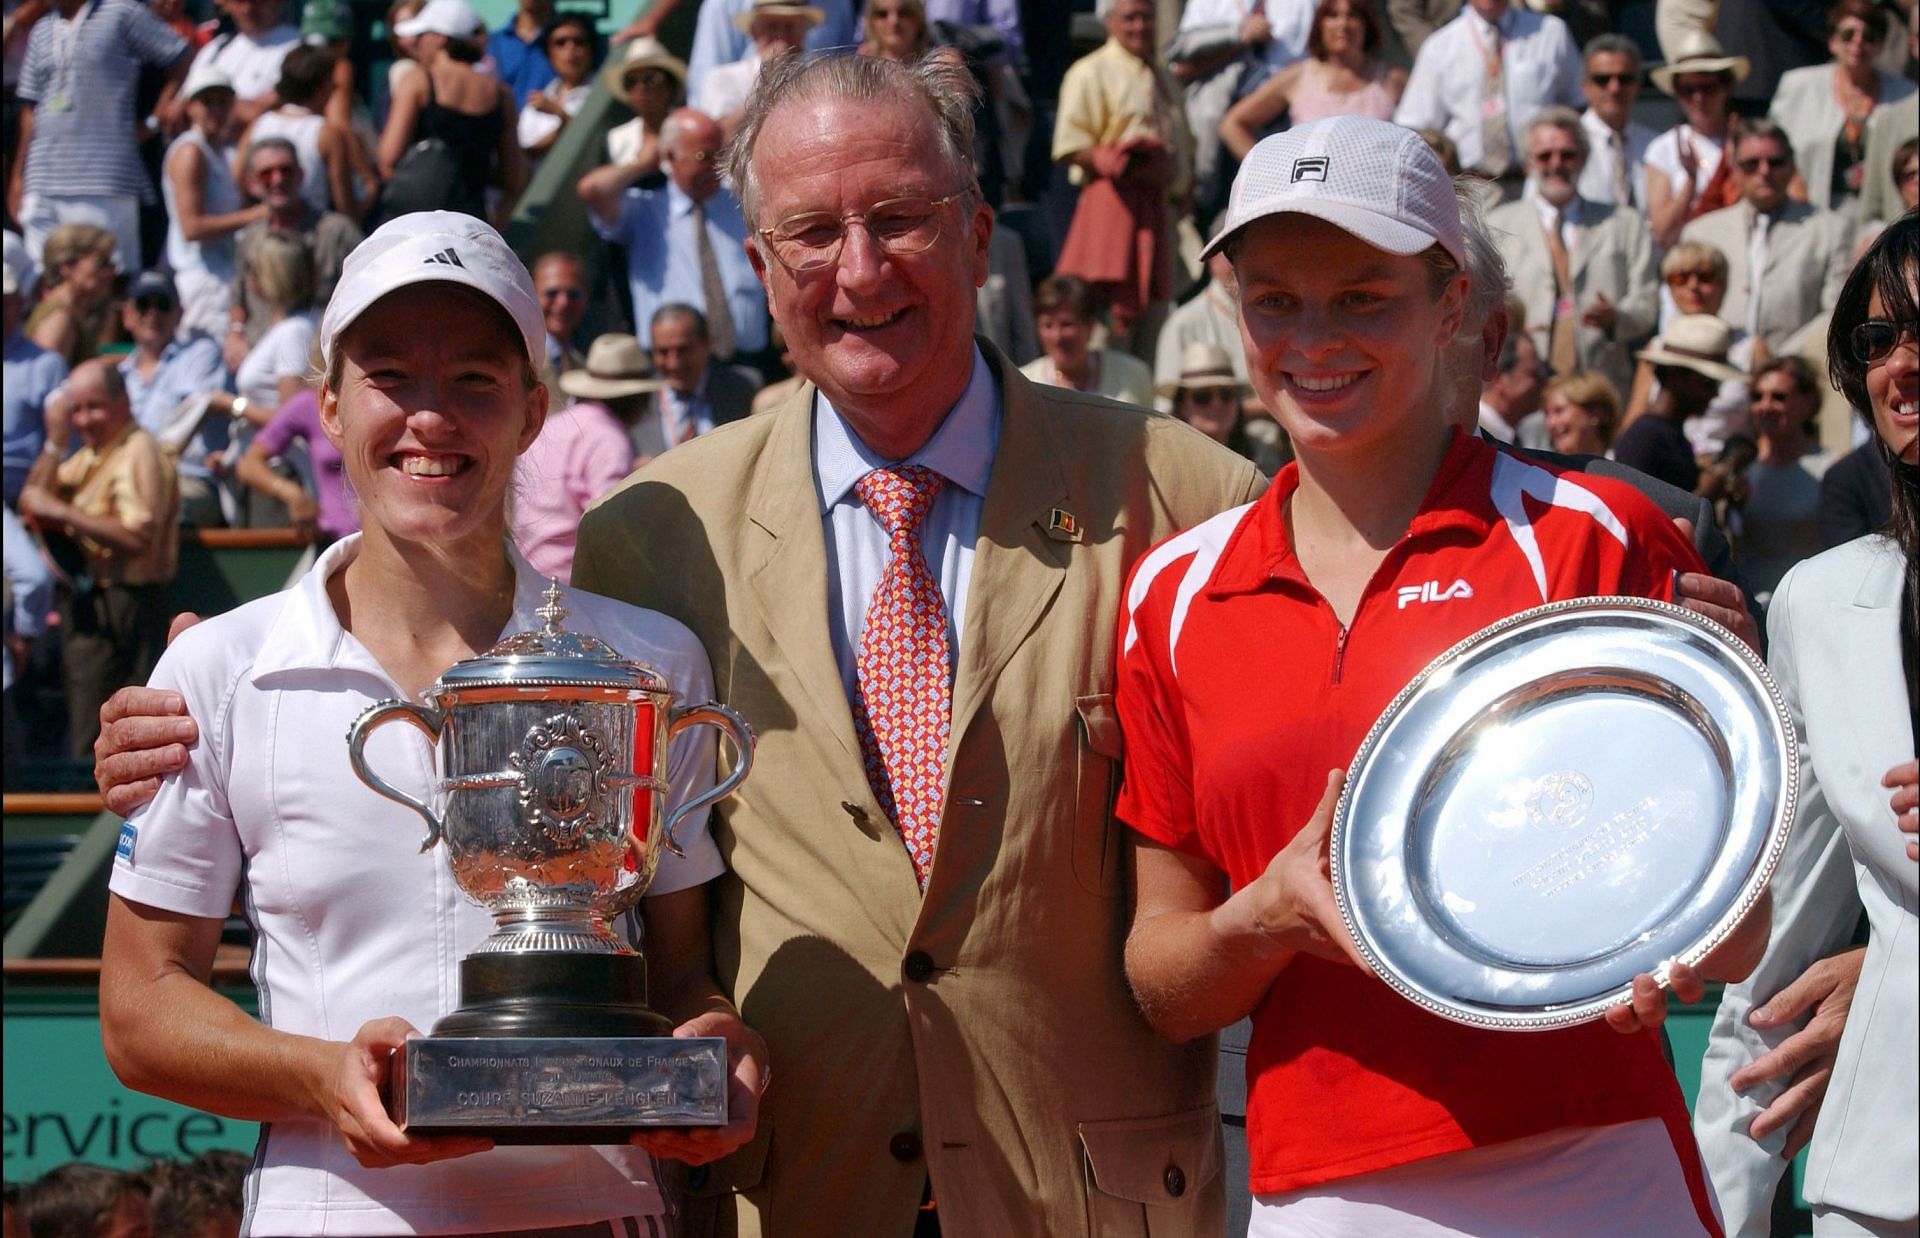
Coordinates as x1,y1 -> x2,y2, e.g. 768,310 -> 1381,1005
1850,319 -> 1917,365
1587,72 -> 1634,87
133,295 -> 175,315
759,192 -> 968,273
1737,155 -> 1790,173
1665,270 -> 1719,288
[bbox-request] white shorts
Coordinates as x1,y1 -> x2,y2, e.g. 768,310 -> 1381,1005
19,191 -> 142,273
1248,1118 -> 1721,1237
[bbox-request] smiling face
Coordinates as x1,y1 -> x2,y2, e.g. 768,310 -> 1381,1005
247,143 -> 305,214
1527,123 -> 1585,206
1544,390 -> 1604,455
1233,214 -> 1465,461
745,91 -> 991,459
1672,72 -> 1731,132
1105,0 -> 1155,59
321,283 -> 545,551
1318,0 -> 1366,58
1038,307 -> 1092,373
1867,279 -> 1919,464
1749,368 -> 1816,441
68,361 -> 133,450
1829,14 -> 1882,71
1582,51 -> 1638,129
533,255 -> 587,341
1666,264 -> 1725,315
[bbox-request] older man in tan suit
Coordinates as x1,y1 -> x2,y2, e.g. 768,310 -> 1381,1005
1487,106 -> 1658,396
1678,118 -> 1855,355
572,54 -> 1260,1237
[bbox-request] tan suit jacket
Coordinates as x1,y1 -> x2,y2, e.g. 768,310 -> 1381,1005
573,343 -> 1265,1238
1487,196 -> 1659,396
1678,200 -> 1855,353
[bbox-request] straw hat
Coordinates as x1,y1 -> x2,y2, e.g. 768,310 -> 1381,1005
600,36 -> 689,99
1636,314 -> 1746,384
557,334 -> 663,401
1156,343 -> 1250,399
733,0 -> 826,33
1650,30 -> 1751,96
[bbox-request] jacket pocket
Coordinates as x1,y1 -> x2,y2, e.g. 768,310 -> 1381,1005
1073,692 -> 1126,896
1079,1104 -> 1223,1237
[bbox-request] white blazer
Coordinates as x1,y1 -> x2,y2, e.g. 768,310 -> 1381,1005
1768,64 -> 1918,212
1694,534 -> 1918,1234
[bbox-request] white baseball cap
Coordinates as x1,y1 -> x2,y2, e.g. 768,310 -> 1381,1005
394,0 -> 484,39
320,211 -> 546,373
180,61 -> 235,102
1203,116 -> 1465,268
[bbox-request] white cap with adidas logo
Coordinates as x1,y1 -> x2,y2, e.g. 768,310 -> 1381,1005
319,210 -> 546,374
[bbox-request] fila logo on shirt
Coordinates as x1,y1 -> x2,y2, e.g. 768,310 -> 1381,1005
423,247 -> 465,268
1397,579 -> 1475,608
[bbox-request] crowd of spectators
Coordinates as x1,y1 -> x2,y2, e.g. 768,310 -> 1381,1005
0,0 -> 1915,781
4,1150 -> 245,1238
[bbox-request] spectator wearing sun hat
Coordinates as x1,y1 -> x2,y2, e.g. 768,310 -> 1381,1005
1614,311 -> 1749,492
1158,341 -> 1288,475
684,0 -> 855,100
602,37 -> 687,172
694,0 -> 824,135
512,333 -> 647,579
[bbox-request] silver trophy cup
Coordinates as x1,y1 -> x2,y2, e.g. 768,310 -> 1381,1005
346,583 -> 753,1139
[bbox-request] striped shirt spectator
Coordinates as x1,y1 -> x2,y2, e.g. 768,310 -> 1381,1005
12,0 -> 189,271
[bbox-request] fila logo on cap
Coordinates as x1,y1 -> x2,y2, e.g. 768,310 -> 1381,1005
1397,579 -> 1474,609
1291,156 -> 1329,183
423,247 -> 465,268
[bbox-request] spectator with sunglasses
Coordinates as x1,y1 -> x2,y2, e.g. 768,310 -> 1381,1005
1680,118 -> 1857,358
117,272 -> 231,529
1694,211 -> 1918,1238
1160,341 -> 1288,475
1576,34 -> 1656,209
1769,0 -> 1916,214
1623,241 -> 1757,457
1644,31 -> 1747,249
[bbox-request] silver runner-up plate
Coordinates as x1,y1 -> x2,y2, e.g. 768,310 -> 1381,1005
1330,597 -> 1797,1031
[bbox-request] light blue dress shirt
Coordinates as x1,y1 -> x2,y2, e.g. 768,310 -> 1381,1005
3,329 -> 68,504
592,182 -> 769,355
815,346 -> 997,697
119,333 -> 231,484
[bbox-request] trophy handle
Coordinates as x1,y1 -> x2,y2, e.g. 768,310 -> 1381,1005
347,700 -> 448,852
661,703 -> 756,859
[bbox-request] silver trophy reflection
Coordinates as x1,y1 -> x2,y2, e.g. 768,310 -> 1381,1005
348,583 -> 753,1140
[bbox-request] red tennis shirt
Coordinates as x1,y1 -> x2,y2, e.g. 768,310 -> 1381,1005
1115,430 -> 1719,1200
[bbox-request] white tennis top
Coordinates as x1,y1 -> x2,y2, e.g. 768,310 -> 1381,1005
109,534 -> 727,1235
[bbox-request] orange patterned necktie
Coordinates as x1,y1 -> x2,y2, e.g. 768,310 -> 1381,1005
852,465 -> 951,890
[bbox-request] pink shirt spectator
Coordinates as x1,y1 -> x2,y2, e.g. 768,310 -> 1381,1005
255,390 -> 357,543
510,400 -> 636,581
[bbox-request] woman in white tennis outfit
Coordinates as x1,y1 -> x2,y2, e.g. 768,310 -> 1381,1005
98,212 -> 766,1236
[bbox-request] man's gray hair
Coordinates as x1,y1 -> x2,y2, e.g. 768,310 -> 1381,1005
247,136 -> 299,175
1582,33 -> 1642,73
1731,115 -> 1795,160
1526,104 -> 1590,160
725,51 -> 981,231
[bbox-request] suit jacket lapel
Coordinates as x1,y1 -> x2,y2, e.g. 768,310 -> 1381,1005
745,385 -> 864,767
1841,549 -> 1916,766
1571,200 -> 1604,281
948,350 -> 1071,758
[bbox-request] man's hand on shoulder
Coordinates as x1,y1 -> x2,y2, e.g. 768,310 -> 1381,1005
95,613 -> 206,816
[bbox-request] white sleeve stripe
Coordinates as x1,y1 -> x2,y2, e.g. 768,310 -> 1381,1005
1122,503 -> 1258,674
1489,453 -> 1630,603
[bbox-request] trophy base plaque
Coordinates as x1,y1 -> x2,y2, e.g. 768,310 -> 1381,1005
392,952 -> 729,1141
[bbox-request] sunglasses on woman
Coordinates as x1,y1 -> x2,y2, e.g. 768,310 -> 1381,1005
1850,319 -> 1916,365
1182,388 -> 1234,407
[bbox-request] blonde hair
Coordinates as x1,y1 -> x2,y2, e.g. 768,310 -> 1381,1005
1660,241 -> 1729,283
251,232 -> 316,315
42,224 -> 115,286
1543,369 -> 1622,440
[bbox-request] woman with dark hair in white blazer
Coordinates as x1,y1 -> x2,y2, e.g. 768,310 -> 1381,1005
1695,209 -> 1917,1237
